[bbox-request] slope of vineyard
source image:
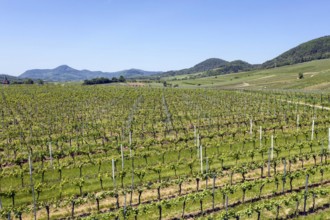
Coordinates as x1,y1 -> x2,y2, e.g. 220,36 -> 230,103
165,58 -> 330,91
0,85 -> 329,219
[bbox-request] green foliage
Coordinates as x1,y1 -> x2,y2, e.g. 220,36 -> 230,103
83,76 -> 126,85
160,58 -> 255,77
0,86 -> 329,219
23,78 -> 34,84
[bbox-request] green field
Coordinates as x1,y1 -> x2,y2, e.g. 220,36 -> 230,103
161,59 -> 330,91
0,68 -> 330,220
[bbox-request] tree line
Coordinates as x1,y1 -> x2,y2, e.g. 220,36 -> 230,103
83,76 -> 126,85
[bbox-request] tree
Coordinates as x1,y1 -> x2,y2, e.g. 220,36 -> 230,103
119,75 -> 126,82
155,200 -> 171,220
187,159 -> 196,175
74,178 -> 85,196
110,190 -> 120,209
134,170 -> 146,184
35,182 -> 46,201
197,190 -> 210,215
119,170 -> 127,188
24,78 -> 34,84
6,187 -> 16,206
13,206 -> 24,220
88,192 -> 105,213
170,163 -> 179,177
258,178 -> 270,198
150,164 -> 163,182
56,163 -> 64,181
40,200 -> 52,220
36,79 -> 44,85
98,173 -> 104,190
253,203 -> 264,220
241,181 -> 253,203
136,186 -> 145,205
178,195 -> 189,218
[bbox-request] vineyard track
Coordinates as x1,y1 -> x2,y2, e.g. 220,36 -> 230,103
280,99 -> 330,111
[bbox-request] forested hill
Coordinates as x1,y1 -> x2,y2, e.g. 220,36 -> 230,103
160,58 -> 255,77
156,36 -> 330,78
262,35 -> 330,68
19,65 -> 161,82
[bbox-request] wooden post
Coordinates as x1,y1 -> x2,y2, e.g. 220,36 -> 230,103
197,133 -> 200,158
121,144 -> 124,171
296,114 -> 299,131
328,128 -> 330,151
311,119 -> 315,141
194,125 -> 197,147
200,145 -> 203,174
124,192 -> 127,219
28,153 -> 37,220
49,142 -> 53,169
0,193 -> 2,210
259,126 -> 262,146
129,131 -> 132,146
267,147 -> 271,177
271,135 -> 274,160
212,175 -> 216,210
206,157 -> 209,173
112,159 -> 116,188
250,119 -> 253,135
303,174 -> 309,214
130,150 -> 134,206
282,159 -> 286,193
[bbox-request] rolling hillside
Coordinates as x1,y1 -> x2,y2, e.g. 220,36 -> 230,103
165,58 -> 330,91
262,35 -> 330,68
6,35 -> 330,82
19,65 -> 161,82
156,35 -> 330,78
159,58 -> 255,77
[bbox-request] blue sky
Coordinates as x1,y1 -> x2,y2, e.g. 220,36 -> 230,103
0,0 -> 329,76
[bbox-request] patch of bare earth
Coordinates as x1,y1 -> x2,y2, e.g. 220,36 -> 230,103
127,82 -> 145,87
304,82 -> 330,90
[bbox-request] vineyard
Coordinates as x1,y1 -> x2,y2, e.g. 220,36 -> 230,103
0,85 -> 330,220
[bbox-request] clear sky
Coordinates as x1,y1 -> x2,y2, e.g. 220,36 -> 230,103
0,0 -> 329,76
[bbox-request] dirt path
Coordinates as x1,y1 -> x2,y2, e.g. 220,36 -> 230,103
280,100 -> 330,111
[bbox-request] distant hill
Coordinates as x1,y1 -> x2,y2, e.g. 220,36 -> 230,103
19,65 -> 110,82
218,60 -> 255,73
158,58 -> 255,77
262,35 -> 330,68
0,74 -> 23,83
19,65 -> 161,82
170,58 -> 330,91
157,36 -> 330,78
114,69 -> 163,78
8,35 -> 330,81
